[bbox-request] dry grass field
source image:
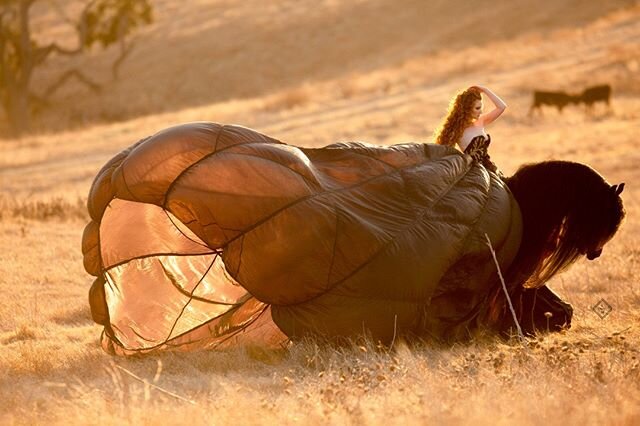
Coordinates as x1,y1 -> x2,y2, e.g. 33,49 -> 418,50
1,0 -> 639,424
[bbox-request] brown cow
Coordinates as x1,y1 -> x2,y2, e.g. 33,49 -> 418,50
578,84 -> 612,112
529,90 -> 580,116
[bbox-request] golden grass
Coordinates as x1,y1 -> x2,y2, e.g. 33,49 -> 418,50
261,86 -> 311,112
0,195 -> 88,221
1,1 -> 640,424
1,331 -> 639,424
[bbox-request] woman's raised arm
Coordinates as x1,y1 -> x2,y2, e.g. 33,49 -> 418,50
476,86 -> 507,125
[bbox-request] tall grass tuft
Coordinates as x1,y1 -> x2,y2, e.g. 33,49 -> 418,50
0,195 -> 88,221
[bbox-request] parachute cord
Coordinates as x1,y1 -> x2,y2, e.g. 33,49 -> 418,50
163,254 -> 217,343
484,233 -> 527,345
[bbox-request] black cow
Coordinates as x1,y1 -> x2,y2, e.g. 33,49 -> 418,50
578,84 -> 612,111
529,90 -> 580,116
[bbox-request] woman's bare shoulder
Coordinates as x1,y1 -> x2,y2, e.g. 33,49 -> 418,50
464,123 -> 486,133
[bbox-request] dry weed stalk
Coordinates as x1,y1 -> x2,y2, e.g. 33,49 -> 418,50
112,362 -> 196,405
484,233 -> 527,344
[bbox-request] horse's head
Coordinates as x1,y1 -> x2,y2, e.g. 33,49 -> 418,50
579,182 -> 625,260
542,168 -> 625,263
505,161 -> 626,289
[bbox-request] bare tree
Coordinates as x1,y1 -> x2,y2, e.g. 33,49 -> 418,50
0,0 -> 152,136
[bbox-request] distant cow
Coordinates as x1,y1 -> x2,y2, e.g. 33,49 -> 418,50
578,84 -> 611,111
529,91 -> 579,115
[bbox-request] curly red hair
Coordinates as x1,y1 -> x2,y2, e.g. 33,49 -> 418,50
434,87 -> 482,147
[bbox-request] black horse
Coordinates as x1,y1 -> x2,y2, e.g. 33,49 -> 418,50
483,161 -> 625,337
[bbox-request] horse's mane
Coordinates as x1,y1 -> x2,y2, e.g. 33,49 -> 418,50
484,161 -> 625,327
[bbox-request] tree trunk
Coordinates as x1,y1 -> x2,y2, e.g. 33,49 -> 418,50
6,85 -> 30,137
1,0 -> 34,137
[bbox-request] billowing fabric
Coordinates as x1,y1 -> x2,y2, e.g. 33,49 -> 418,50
82,122 -> 522,355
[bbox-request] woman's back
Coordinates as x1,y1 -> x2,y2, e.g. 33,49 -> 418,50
458,124 -> 488,151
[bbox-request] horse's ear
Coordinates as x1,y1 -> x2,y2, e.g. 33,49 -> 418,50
613,183 -> 625,195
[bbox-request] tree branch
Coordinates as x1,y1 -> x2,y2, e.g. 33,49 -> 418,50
35,0 -> 100,62
111,37 -> 135,80
38,41 -> 82,60
43,68 -> 101,98
47,0 -> 76,27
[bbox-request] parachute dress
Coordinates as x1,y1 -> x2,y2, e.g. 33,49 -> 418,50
82,122 -> 522,356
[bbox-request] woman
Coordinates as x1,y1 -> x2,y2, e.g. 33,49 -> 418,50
434,86 -> 507,177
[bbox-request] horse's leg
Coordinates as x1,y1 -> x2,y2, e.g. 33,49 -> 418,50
519,286 -> 573,335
